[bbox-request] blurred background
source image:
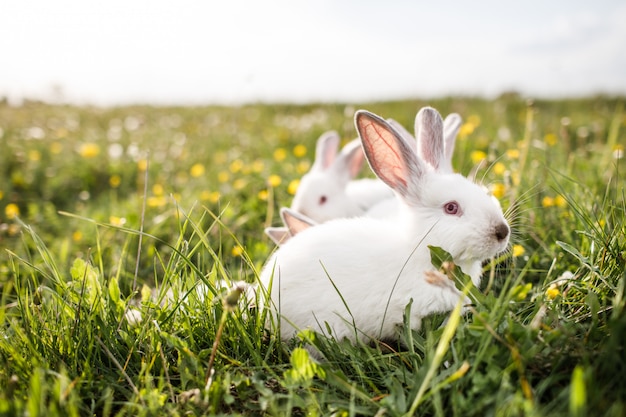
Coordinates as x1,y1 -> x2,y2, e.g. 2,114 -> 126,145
2,0 -> 625,106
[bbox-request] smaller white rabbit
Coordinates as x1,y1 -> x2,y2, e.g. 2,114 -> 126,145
260,107 -> 510,344
290,131 -> 393,223
264,207 -> 316,246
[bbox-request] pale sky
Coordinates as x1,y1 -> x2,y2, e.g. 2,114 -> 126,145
1,0 -> 625,106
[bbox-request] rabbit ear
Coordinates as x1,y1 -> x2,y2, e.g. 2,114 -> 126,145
265,227 -> 290,246
415,107 -> 445,171
280,207 -> 315,235
441,113 -> 462,173
334,139 -> 365,179
386,118 -> 416,150
313,131 -> 340,170
355,110 -> 425,199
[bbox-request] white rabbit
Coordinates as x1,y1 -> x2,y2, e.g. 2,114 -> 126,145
264,207 -> 316,246
289,130 -> 393,223
259,107 -> 510,344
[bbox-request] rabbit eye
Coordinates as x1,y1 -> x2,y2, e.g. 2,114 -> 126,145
444,201 -> 460,215
319,195 -> 328,205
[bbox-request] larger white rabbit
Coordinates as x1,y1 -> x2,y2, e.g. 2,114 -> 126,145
259,107 -> 510,344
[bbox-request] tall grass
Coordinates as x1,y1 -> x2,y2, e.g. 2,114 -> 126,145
0,96 -> 624,416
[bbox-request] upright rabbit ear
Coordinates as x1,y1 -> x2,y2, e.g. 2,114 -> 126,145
415,107 -> 445,171
334,139 -> 365,179
312,131 -> 340,170
441,113 -> 462,173
280,207 -> 315,235
355,110 -> 425,200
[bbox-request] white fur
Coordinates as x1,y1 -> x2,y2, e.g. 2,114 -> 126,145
260,107 -> 510,344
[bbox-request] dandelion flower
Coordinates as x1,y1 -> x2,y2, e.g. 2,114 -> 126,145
545,285 -> 560,300
231,245 -> 244,257
542,196 -> 554,208
190,163 -> 205,178
470,150 -> 487,165
506,149 -> 520,159
252,159 -> 265,173
109,216 -> 126,226
273,148 -> 287,162
258,189 -> 269,201
72,230 -> 83,242
78,143 -> 101,158
296,161 -> 311,174
233,178 -> 247,191
293,144 -> 307,158
512,244 -> 525,258
229,159 -> 244,173
28,150 -> 41,162
554,195 -> 567,208
491,183 -> 506,199
138,159 -> 149,171
109,175 -> 122,188
217,171 -> 230,183
492,162 -> 506,176
544,133 -> 558,146
268,174 -> 282,187
152,184 -> 164,196
5,203 -> 20,219
288,179 -> 300,195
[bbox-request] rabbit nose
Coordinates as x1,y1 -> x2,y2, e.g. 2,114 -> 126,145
494,222 -> 509,242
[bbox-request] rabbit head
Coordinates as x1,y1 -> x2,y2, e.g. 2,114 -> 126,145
290,131 -> 367,223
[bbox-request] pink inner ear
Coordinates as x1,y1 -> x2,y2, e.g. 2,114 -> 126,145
360,118 -> 408,189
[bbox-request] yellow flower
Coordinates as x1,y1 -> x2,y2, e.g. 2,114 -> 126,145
467,114 -> 481,127
5,203 -> 20,219
231,245 -> 244,257
217,171 -> 230,183
147,196 -> 167,208
28,150 -> 41,161
201,190 -> 221,203
288,179 -> 300,195
491,183 -> 506,199
273,148 -> 287,162
109,216 -> 126,226
544,133 -> 558,146
229,159 -> 244,174
470,150 -> 487,165
267,174 -> 282,187
513,282 -> 532,300
233,178 -> 247,191
458,122 -> 476,139
296,161 -> 311,174
293,144 -> 307,158
545,285 -> 560,300
506,149 -> 520,159
554,195 -> 567,208
190,163 -> 205,178
138,159 -> 149,171
78,143 -> 101,158
50,142 -> 63,154
258,189 -> 269,201
72,230 -> 83,242
252,159 -> 265,173
109,175 -> 122,188
492,162 -> 506,176
542,196 -> 554,208
512,244 -> 525,258
152,184 -> 164,196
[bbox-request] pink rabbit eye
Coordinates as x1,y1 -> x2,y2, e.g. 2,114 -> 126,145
319,195 -> 327,205
444,201 -> 461,215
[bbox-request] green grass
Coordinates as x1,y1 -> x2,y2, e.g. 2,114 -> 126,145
0,95 -> 624,416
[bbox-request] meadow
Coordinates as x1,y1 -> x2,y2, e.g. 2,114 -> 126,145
0,95 -> 624,416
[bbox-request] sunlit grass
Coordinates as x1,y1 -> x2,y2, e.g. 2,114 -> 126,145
0,96 -> 624,416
